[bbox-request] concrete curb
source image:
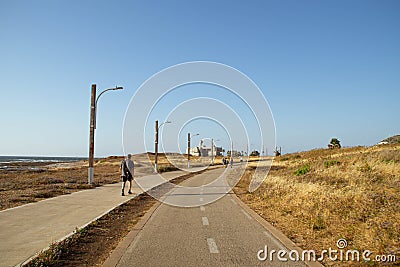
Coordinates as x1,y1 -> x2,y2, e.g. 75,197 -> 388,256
230,192 -> 324,267
102,199 -> 163,267
18,193 -> 138,267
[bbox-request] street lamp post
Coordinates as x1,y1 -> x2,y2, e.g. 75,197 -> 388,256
88,84 -> 123,184
231,141 -> 233,159
154,120 -> 171,173
187,133 -> 199,168
211,138 -> 213,164
187,133 -> 190,168
154,120 -> 158,173
211,139 -> 220,165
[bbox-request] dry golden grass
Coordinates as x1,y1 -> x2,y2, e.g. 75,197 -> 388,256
234,144 -> 400,266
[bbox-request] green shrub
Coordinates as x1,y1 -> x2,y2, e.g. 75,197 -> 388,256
324,160 -> 341,168
250,150 -> 260,156
294,164 -> 311,176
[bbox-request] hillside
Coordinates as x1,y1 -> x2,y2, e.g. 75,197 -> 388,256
235,144 -> 400,266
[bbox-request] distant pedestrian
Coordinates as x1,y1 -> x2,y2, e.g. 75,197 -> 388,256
120,154 -> 134,196
230,157 -> 233,168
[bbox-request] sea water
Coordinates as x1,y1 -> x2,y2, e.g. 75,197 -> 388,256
0,156 -> 86,170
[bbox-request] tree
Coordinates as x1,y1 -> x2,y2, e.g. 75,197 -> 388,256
328,138 -> 341,149
227,150 -> 242,157
274,146 -> 282,156
249,150 -> 260,156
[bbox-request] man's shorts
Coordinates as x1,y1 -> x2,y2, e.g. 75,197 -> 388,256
122,174 -> 132,182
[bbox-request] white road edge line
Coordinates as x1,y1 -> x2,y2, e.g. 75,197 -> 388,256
125,231 -> 143,254
263,231 -> 288,251
207,238 -> 219,254
200,206 -> 205,211
202,217 -> 209,226
241,209 -> 253,220
230,198 -> 237,205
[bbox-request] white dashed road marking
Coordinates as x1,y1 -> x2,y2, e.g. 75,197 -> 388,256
230,199 -> 237,205
200,197 -> 204,202
202,217 -> 209,226
207,238 -> 219,254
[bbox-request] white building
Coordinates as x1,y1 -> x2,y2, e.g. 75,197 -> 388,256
190,140 -> 223,157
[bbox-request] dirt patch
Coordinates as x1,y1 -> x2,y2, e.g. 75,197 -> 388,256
0,154 -> 187,210
0,164 -> 117,210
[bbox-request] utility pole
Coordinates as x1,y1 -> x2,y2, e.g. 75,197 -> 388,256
211,138 -> 214,165
88,84 -> 123,184
187,133 -> 191,168
88,84 -> 96,184
153,120 -> 171,173
154,120 -> 159,172
186,133 -> 199,168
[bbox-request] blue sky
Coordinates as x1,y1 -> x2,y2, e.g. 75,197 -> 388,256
0,0 -> 399,157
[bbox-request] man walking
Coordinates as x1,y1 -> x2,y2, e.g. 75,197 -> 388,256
120,154 -> 134,196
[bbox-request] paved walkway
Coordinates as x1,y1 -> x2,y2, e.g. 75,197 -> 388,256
0,169 -> 203,267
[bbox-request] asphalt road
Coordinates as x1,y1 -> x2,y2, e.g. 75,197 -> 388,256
115,166 -> 307,266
